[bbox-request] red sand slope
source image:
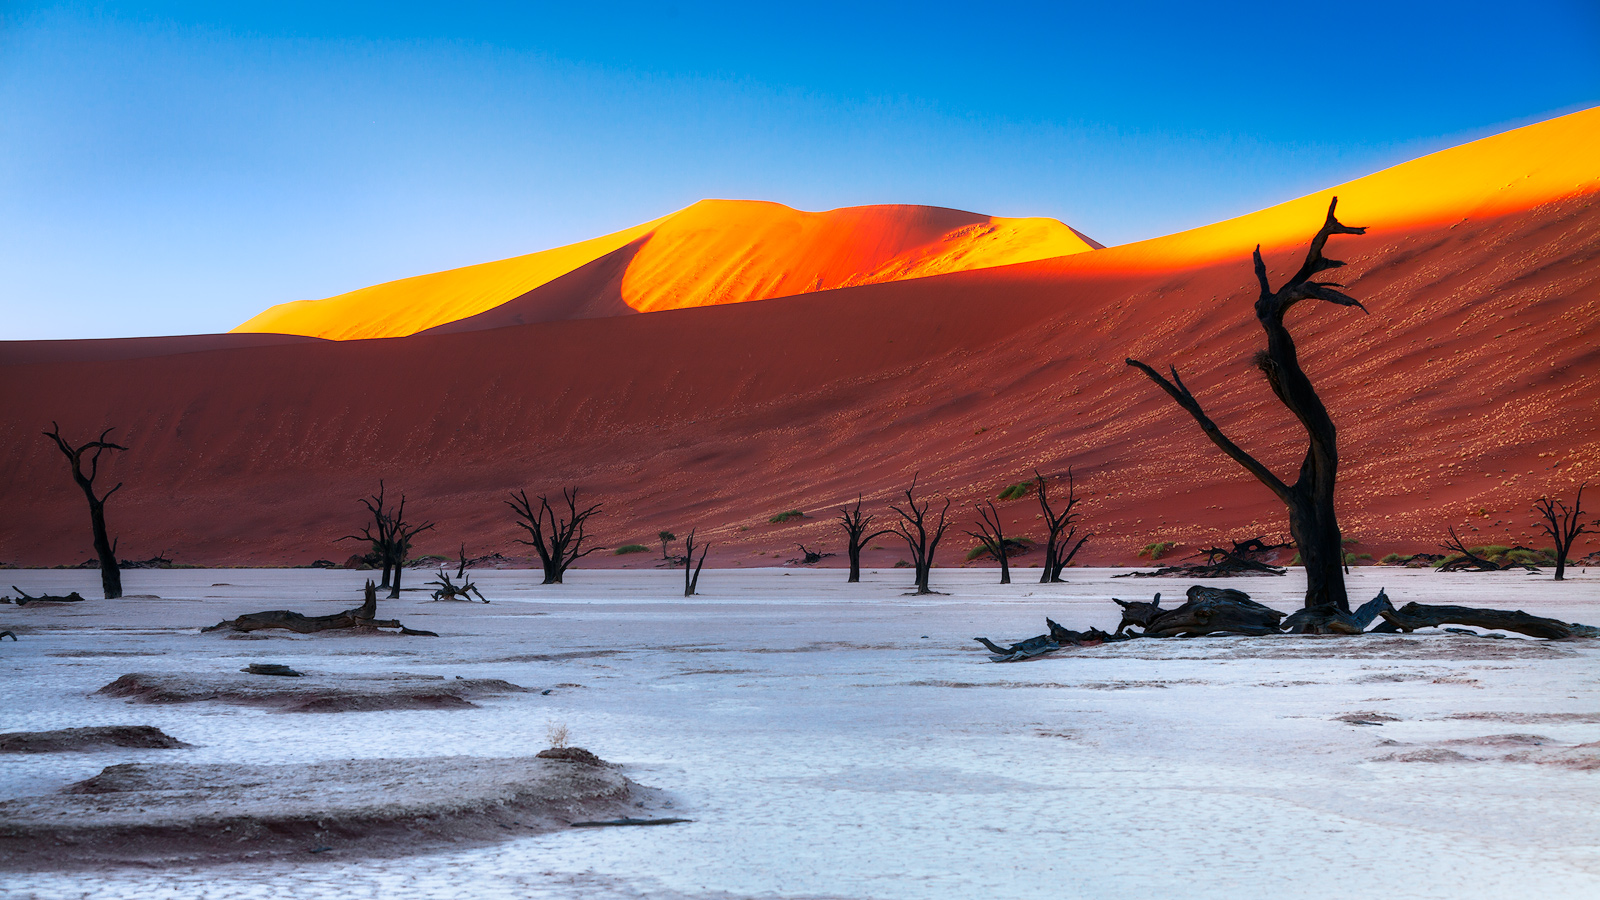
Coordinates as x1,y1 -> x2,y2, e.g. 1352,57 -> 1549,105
232,201 -> 1101,340
3,109 -> 1598,570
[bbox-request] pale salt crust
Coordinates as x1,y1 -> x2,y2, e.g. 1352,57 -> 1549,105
2,567 -> 1598,899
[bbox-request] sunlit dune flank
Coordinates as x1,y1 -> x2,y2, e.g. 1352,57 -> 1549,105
233,202 -> 1100,340
231,215 -> 668,342
1084,105 -> 1600,272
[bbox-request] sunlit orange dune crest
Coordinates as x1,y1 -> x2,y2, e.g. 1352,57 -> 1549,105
231,201 -> 1101,340
1078,105 -> 1600,273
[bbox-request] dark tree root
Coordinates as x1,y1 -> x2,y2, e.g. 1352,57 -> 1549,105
203,581 -> 438,637
571,817 -> 692,828
974,586 -> 1600,660
5,587 -> 88,606
1374,602 -> 1600,640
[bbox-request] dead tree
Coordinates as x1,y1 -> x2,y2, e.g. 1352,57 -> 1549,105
890,476 -> 951,595
964,501 -> 1013,584
836,496 -> 894,583
507,488 -> 602,584
1436,527 -> 1537,572
1127,198 -> 1368,612
339,482 -> 398,588
42,423 -> 126,599
1035,469 -> 1089,584
683,529 -> 709,596
1534,483 -> 1593,581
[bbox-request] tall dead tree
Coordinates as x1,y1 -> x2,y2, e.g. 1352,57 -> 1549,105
340,481 -> 397,588
683,529 -> 709,596
43,424 -> 126,599
836,495 -> 894,583
1534,483 -> 1593,581
890,476 -> 950,595
383,493 -> 433,599
507,488 -> 603,584
1127,198 -> 1367,612
965,501 -> 1013,584
1036,469 -> 1089,584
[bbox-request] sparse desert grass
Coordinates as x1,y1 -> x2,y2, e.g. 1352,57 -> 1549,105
996,481 -> 1033,501
613,544 -> 649,555
768,510 -> 805,524
546,721 -> 569,750
1138,541 -> 1176,560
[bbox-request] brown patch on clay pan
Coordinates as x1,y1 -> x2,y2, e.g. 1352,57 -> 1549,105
95,672 -> 529,713
0,726 -> 190,753
0,754 -> 657,870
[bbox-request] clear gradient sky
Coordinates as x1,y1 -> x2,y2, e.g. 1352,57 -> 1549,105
3,1 -> 1598,340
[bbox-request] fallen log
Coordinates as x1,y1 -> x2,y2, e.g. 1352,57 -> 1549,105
1374,602 -> 1600,640
1046,618 -> 1134,645
5,587 -> 88,606
1112,593 -> 1165,634
973,633 -> 1060,662
1141,585 -> 1286,637
202,581 -> 438,636
1282,590 -> 1391,634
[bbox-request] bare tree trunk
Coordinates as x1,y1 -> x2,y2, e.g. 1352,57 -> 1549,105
1127,198 -> 1367,612
965,501 -> 1012,584
683,529 -> 709,596
1034,469 -> 1088,584
507,489 -> 603,585
1534,483 -> 1592,581
43,424 -> 127,600
837,496 -> 892,584
890,476 -> 950,595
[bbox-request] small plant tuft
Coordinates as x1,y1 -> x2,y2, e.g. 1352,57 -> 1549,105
768,510 -> 806,524
546,721 -> 570,750
614,544 -> 649,555
1139,541 -> 1177,561
997,481 -> 1033,501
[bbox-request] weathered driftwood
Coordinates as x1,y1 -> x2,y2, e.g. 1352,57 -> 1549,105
788,544 -> 834,566
1113,593 -> 1165,634
1436,528 -> 1540,573
973,633 -> 1060,662
5,587 -> 88,606
202,582 -> 438,636
1046,618 -> 1133,645
1374,602 -> 1600,640
1116,537 -> 1289,579
0,631 -> 14,641
427,569 -> 487,602
1141,586 -> 1286,637
1282,590 -> 1391,634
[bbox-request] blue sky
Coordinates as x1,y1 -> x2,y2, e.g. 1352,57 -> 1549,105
3,1 -> 1598,339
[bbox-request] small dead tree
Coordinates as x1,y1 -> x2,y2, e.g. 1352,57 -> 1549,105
43,423 -> 126,599
836,495 -> 894,583
507,488 -> 602,584
683,529 -> 709,596
890,475 -> 951,595
965,501 -> 1013,584
1534,483 -> 1593,581
340,482 -> 397,587
384,495 -> 434,599
1036,469 -> 1089,584
1127,198 -> 1368,612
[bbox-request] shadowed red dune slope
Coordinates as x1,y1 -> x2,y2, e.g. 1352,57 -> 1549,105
3,109 -> 1598,569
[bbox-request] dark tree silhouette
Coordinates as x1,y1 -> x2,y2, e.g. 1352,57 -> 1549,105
836,495 -> 894,583
890,476 -> 951,595
965,501 -> 1014,584
341,483 -> 433,598
340,481 -> 398,588
382,495 -> 433,599
1534,484 -> 1593,581
1127,197 -> 1368,612
658,530 -> 680,565
507,488 -> 603,584
43,423 -> 126,599
1035,469 -> 1089,584
683,529 -> 709,596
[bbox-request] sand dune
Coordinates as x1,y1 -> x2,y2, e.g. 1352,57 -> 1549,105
3,108 -> 1597,568
232,201 -> 1100,340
